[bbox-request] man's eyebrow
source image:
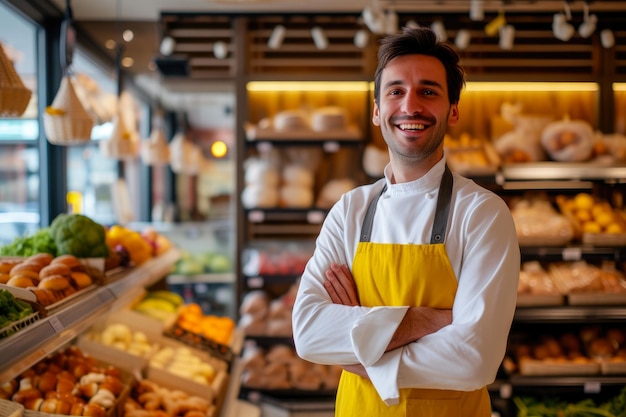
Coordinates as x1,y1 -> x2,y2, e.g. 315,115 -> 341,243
383,79 -> 445,90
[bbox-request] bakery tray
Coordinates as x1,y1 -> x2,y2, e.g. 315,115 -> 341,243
164,324 -> 235,365
519,359 -> 600,376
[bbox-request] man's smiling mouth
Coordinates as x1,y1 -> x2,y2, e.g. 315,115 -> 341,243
398,123 -> 426,131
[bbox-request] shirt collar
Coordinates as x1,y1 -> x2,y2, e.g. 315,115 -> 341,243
383,155 -> 447,196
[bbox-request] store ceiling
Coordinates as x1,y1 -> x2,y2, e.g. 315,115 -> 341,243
44,0 -> 626,124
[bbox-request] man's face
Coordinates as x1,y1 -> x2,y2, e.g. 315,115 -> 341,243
373,54 -> 459,165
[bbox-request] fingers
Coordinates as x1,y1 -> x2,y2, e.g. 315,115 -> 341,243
324,263 -> 360,306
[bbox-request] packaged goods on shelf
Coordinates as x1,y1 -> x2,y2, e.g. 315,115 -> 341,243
240,342 -> 341,394
506,327 -> 626,377
516,261 -> 564,307
5,346 -> 131,417
556,193 -> 626,246
444,133 -> 501,176
510,193 -> 575,247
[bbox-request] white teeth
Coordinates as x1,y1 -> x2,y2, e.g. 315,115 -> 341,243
399,123 -> 425,130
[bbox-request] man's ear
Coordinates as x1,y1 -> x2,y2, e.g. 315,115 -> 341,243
372,101 -> 380,126
448,103 -> 460,126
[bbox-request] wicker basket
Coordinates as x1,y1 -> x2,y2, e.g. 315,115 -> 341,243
0,399 -> 24,417
44,75 -> 94,145
0,43 -> 32,117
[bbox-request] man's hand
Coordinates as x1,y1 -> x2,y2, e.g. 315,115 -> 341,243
323,263 -> 360,306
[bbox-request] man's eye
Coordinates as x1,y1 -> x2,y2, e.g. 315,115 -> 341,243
423,89 -> 437,96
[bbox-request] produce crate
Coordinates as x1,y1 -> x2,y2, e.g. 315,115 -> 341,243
0,399 -> 23,417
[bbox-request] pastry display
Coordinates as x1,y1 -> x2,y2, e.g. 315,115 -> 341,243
5,346 -> 125,416
273,110 -> 309,131
509,193 -> 575,246
311,106 -> 347,132
1,253 -> 94,306
541,116 -> 595,162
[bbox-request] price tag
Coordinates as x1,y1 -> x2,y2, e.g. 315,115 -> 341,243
248,210 -> 265,223
499,383 -> 512,399
248,276 -> 264,288
562,247 -> 582,261
584,381 -> 601,394
49,316 -> 64,333
323,141 -> 340,153
307,210 -> 325,224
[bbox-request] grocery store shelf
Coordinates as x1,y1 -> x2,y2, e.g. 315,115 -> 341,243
246,208 -> 329,224
501,162 -> 626,182
509,374 -> 626,388
514,305 -> 626,323
167,272 -> 235,284
0,249 -> 181,384
520,245 -> 626,262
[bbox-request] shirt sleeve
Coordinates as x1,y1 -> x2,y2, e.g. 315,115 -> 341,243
391,196 -> 520,392
293,189 -> 407,366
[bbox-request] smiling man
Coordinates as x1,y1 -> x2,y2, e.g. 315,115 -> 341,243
292,26 -> 520,417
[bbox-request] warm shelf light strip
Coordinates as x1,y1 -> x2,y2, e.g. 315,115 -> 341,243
247,81 -> 372,92
465,82 -> 598,92
613,83 -> 626,92
247,81 -> 600,92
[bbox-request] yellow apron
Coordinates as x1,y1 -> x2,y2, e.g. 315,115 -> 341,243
335,166 -> 491,417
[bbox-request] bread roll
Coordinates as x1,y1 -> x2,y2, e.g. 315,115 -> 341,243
52,254 -> 82,270
9,263 -> 40,280
40,263 -> 71,278
7,275 -> 35,288
70,272 -> 93,289
26,253 -> 54,266
39,275 -> 70,291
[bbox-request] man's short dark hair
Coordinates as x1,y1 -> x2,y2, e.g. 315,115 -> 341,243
374,26 -> 466,106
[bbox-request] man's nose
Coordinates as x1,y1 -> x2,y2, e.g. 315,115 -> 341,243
402,93 -> 423,114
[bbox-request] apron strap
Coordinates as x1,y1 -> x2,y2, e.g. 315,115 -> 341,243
360,183 -> 386,242
359,165 -> 454,244
430,164 -> 453,244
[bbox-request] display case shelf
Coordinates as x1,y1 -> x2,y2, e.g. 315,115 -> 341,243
501,162 -> 626,182
514,305 -> 626,323
0,249 -> 181,383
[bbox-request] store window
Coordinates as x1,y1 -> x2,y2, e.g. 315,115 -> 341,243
0,2 -> 39,244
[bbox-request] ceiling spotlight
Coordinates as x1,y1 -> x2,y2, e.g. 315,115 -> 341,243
121,56 -> 134,67
213,41 -> 228,59
499,25 -> 515,50
268,25 -> 286,50
311,26 -> 328,50
362,6 -> 385,34
552,13 -> 574,41
122,29 -> 134,42
578,2 -> 597,39
431,20 -> 447,42
601,28 -> 615,48
159,36 -> 175,56
470,0 -> 484,21
354,29 -> 369,49
455,29 -> 471,49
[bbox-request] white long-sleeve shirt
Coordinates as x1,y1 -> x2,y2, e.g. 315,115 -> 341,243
292,157 -> 520,405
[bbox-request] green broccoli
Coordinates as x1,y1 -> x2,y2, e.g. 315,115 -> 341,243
49,214 -> 109,258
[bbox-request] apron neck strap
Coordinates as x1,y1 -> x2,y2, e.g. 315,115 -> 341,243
359,165 -> 454,244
